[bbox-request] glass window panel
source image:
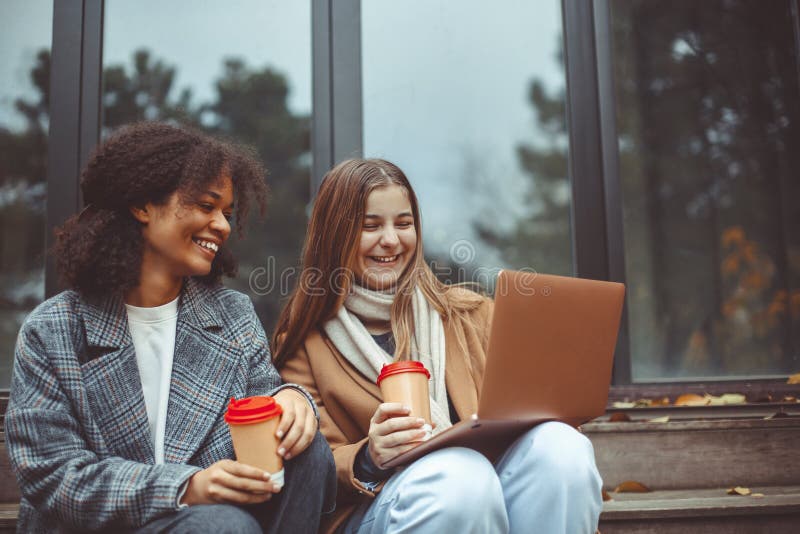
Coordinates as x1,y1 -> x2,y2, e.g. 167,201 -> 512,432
103,0 -> 311,330
0,0 -> 52,389
611,0 -> 800,379
362,0 -> 571,288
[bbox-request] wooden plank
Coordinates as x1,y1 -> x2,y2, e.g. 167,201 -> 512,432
0,503 -> 18,532
602,486 -> 800,519
586,419 -> 800,489
599,515 -> 800,534
608,380 -> 800,402
584,417 -> 800,433
600,487 -> 800,534
598,403 -> 800,421
0,437 -> 20,502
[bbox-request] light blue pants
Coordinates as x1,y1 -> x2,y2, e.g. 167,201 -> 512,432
341,422 -> 603,534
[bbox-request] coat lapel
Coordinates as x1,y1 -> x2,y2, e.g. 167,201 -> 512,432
163,280 -> 241,464
309,331 -> 383,403
79,294 -> 154,463
444,317 -> 480,421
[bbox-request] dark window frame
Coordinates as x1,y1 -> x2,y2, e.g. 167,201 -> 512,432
1,0 -> 793,396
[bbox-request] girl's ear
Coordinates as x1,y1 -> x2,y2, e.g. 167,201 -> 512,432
130,205 -> 150,224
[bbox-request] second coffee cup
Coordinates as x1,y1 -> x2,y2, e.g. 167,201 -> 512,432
225,396 -> 285,486
377,361 -> 432,439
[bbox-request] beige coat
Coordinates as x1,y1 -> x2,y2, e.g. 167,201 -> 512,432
279,291 -> 493,533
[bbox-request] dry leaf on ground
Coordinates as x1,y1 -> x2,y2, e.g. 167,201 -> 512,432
718,393 -> 746,404
609,412 -> 631,422
752,493 -> 765,498
602,489 -> 613,501
648,415 -> 670,423
764,411 -> 789,420
727,486 -> 751,496
612,401 -> 636,409
784,396 -> 798,403
675,393 -> 708,406
705,393 -> 746,405
788,373 -> 800,384
615,481 -> 651,493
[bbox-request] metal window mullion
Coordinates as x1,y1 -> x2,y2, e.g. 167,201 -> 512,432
330,0 -> 362,164
46,1 -> 85,297
561,1 -> 610,281
594,0 -> 632,384
79,0 -> 103,173
311,0 -> 333,193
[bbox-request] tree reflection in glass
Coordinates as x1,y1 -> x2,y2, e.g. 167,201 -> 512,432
611,0 -> 800,378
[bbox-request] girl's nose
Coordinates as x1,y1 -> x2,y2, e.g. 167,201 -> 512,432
380,228 -> 399,247
210,211 -> 231,240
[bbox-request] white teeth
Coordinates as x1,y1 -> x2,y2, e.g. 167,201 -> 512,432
194,239 -> 219,252
371,255 -> 398,263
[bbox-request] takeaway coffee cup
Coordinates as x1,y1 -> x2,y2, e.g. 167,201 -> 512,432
225,396 -> 285,486
377,361 -> 432,440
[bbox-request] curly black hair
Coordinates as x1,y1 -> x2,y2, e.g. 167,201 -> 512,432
55,121 -> 268,297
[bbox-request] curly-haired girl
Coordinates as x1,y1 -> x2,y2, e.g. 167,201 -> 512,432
5,122 -> 334,533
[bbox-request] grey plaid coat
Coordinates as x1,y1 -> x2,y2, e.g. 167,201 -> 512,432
4,279 -> 313,532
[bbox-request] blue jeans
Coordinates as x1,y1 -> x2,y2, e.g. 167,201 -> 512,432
134,431 -> 336,534
340,422 -> 602,534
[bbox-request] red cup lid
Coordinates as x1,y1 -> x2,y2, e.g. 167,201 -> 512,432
376,361 -> 431,386
224,396 -> 283,424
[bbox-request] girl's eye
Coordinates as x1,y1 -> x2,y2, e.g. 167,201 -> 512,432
363,224 -> 379,230
198,202 -> 214,211
397,221 -> 413,228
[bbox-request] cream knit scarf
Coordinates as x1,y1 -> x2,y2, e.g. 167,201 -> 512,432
323,283 -> 452,435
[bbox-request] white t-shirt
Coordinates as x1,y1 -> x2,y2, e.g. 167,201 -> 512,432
125,296 -> 179,465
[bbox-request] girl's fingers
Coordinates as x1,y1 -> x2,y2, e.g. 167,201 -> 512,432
221,459 -> 270,481
214,467 -> 273,494
286,410 -> 318,459
371,403 -> 411,424
376,427 -> 428,449
373,416 -> 426,437
275,398 -> 296,440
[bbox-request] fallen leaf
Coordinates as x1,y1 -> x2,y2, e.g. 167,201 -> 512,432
764,411 -> 789,420
602,489 -> 613,501
615,481 -> 651,493
788,373 -> 800,384
675,393 -> 708,406
612,401 -> 636,409
719,393 -> 746,405
752,493 -> 765,498
727,486 -> 751,496
609,412 -> 631,422
650,396 -> 671,406
783,396 -> 797,403
648,415 -> 670,423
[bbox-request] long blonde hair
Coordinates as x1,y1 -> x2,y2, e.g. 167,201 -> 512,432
272,158 -> 483,367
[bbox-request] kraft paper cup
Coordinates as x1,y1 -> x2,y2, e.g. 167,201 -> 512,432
225,396 -> 284,483
377,361 -> 432,440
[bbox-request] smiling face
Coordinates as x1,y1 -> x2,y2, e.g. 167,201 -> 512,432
136,174 -> 234,284
352,184 -> 418,291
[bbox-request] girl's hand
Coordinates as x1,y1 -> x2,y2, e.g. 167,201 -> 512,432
367,403 -> 428,468
273,388 -> 318,460
181,459 -> 280,505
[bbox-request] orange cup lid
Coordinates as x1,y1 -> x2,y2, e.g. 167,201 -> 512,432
376,361 -> 431,386
224,396 -> 282,425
